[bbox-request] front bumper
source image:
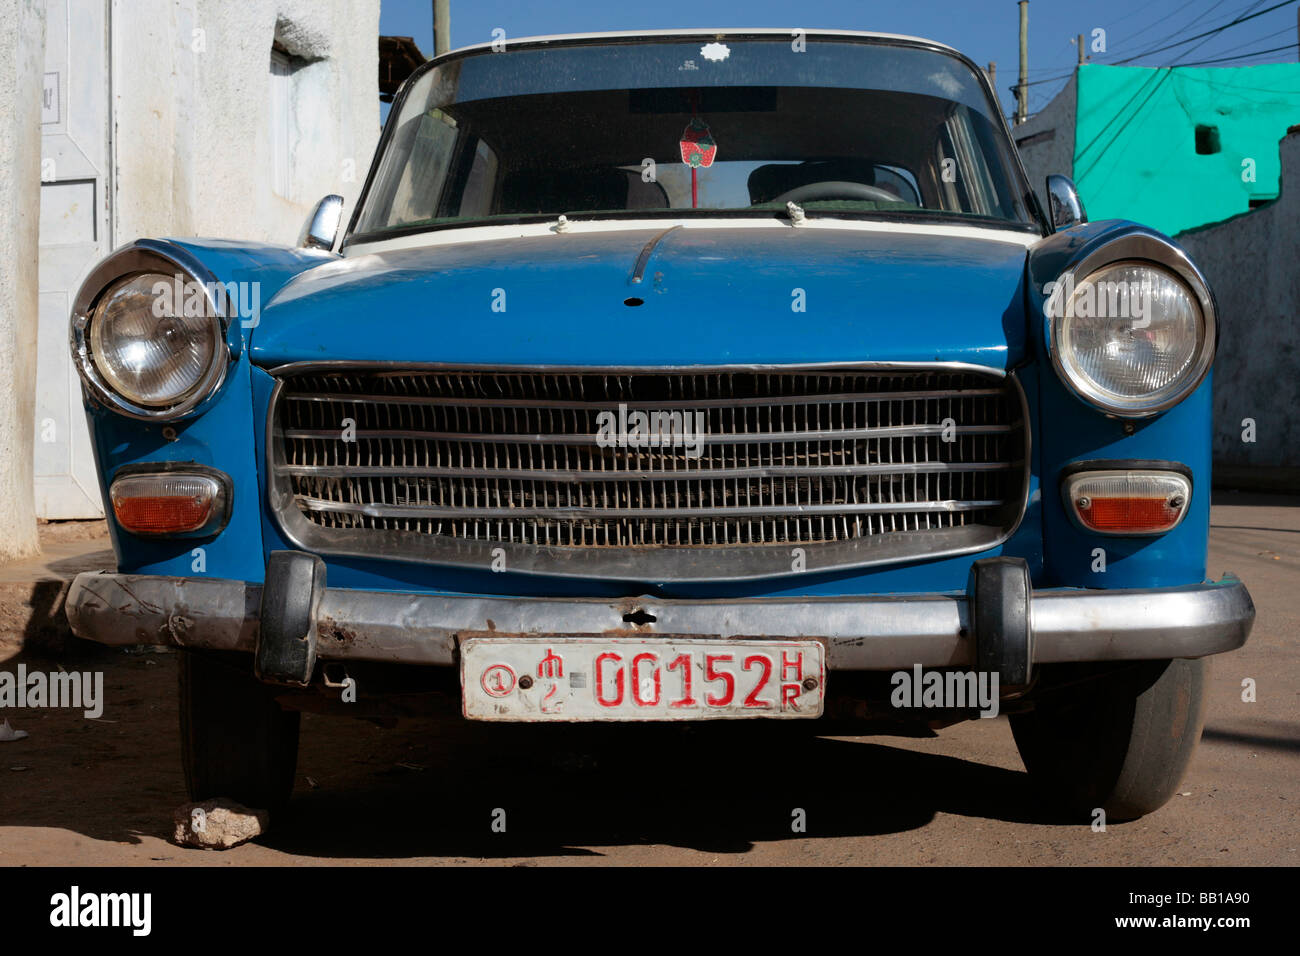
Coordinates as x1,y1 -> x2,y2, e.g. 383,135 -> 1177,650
65,561 -> 1254,673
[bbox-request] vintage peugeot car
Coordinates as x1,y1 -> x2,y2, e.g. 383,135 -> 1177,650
66,29 -> 1254,822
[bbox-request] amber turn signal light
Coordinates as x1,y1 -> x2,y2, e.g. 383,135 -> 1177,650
1062,470 -> 1192,536
110,472 -> 226,537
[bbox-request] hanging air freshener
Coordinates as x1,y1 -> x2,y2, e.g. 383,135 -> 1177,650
680,117 -> 717,209
679,118 -> 717,168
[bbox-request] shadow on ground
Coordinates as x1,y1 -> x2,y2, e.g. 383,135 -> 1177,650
269,723 -> 1071,859
0,646 -> 1094,860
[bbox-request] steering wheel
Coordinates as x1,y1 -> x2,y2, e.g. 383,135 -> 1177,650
771,181 -> 903,205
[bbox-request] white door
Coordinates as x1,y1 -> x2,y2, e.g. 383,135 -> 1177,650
37,0 -> 110,518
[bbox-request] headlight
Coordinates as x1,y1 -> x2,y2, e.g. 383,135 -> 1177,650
90,274 -> 218,405
1051,258 -> 1215,417
73,268 -> 228,419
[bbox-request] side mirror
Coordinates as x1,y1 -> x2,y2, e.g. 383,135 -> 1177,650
301,194 -> 344,251
1046,175 -> 1087,231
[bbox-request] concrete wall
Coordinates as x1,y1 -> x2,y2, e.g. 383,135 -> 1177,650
1013,73 -> 1077,216
22,0 -> 378,524
0,0 -> 45,561
113,0 -> 379,247
1177,128 -> 1300,483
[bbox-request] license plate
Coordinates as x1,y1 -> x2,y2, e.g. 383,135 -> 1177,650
461,637 -> 825,721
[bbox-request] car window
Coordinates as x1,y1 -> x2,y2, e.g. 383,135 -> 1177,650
457,138 -> 499,218
353,37 -> 1035,237
371,108 -> 458,226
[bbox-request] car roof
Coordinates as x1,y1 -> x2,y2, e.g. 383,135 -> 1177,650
439,28 -> 960,61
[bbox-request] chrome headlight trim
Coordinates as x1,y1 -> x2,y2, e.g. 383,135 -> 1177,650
1046,234 -> 1217,418
69,240 -> 234,421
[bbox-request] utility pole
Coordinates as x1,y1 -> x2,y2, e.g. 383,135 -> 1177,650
986,61 -> 1003,117
1017,1 -> 1029,125
433,0 -> 450,56
1077,33 -> 1086,65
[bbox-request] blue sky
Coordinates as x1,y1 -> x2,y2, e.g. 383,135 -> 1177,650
379,0 -> 1300,119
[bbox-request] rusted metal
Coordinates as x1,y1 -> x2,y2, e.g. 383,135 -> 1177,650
64,570 -> 1254,671
318,616 -> 357,647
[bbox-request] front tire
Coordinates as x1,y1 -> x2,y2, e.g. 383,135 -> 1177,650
1010,657 -> 1208,821
179,650 -> 300,815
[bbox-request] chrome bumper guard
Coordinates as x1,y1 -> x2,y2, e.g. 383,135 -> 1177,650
65,559 -> 1254,672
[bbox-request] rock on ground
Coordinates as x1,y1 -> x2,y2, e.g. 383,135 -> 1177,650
172,800 -> 270,850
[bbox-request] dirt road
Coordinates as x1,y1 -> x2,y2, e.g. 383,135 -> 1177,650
1,493 -> 1295,866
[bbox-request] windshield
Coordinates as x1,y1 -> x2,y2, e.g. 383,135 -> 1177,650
352,36 -> 1038,239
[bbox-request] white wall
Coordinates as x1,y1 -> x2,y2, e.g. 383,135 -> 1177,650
113,0 -> 380,246
37,0 -> 112,519
0,0 -> 45,560
24,0 -> 379,522
1176,128 -> 1300,476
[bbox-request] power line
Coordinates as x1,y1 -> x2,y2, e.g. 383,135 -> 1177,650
1169,58 -> 1300,88
1164,0 -> 1237,38
1092,0 -> 1207,59
1091,0 -> 1226,63
1024,70 -> 1076,88
1071,31 -> 1297,188
1020,0 -> 1210,83
1075,70 -> 1175,185
1110,0 -> 1298,64
1170,21 -> 1295,62
1105,0 -> 1199,29
1166,0 -> 1270,63
1176,40 -> 1300,63
1014,0 -> 1297,124
1073,69 -> 1167,168
1020,0 -> 1216,87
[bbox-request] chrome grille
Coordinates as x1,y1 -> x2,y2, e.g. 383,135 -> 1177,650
268,365 -> 1028,579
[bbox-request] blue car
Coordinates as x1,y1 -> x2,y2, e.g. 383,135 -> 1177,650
65,30 -> 1253,822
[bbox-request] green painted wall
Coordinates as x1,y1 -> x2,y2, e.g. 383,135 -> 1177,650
1073,63 -> 1300,236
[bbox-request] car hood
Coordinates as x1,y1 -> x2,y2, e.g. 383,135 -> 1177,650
250,223 -> 1037,370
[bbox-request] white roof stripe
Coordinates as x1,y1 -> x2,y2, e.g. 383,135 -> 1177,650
344,218 -> 1042,257
438,28 -> 959,62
